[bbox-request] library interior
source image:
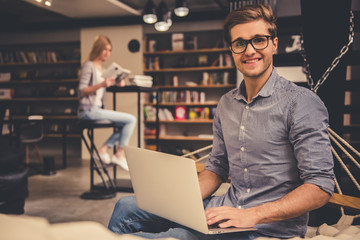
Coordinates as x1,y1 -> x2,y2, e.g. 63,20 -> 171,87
1,1 -> 360,240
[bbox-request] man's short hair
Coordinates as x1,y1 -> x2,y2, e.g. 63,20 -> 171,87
223,4 -> 277,45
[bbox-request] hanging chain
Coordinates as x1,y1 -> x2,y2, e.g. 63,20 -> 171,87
300,10 -> 354,93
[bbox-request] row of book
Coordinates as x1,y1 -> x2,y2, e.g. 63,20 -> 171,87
202,72 -> 230,85
0,50 -> 62,64
10,103 -> 78,116
144,53 -> 233,70
147,34 -> 228,52
160,90 -> 206,104
2,69 -> 80,80
144,106 -> 217,121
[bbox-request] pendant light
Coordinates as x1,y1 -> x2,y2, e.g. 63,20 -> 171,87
44,0 -> 52,6
154,1 -> 172,32
174,0 -> 189,17
143,0 -> 158,24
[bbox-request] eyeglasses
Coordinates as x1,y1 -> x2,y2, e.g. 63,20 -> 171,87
230,35 -> 274,54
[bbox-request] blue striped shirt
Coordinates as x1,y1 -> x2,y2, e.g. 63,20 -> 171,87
205,68 -> 334,238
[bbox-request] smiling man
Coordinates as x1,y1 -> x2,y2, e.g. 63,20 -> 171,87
108,4 -> 335,240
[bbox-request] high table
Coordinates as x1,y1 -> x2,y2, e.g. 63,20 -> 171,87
105,85 -> 159,191
106,85 -> 159,147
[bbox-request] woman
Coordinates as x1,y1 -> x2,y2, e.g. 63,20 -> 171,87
78,34 -> 136,171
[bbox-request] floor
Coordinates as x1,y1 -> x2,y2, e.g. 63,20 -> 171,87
24,158 -> 134,227
22,153 -> 357,229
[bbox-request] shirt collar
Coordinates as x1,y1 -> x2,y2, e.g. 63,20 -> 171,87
232,67 -> 279,102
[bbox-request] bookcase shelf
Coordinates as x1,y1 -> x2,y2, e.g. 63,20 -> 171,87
145,119 -> 213,124
144,48 -> 231,55
157,84 -> 235,90
144,66 -> 235,73
145,135 -> 213,141
0,41 -> 81,145
0,60 -> 80,67
145,101 -> 219,107
143,30 -> 236,155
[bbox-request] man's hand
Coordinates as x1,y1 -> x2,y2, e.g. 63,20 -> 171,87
205,183 -> 331,229
205,206 -> 259,228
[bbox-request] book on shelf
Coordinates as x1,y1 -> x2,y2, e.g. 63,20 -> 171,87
159,124 -> 166,136
158,108 -> 174,121
172,33 -> 184,51
185,36 -> 198,50
0,89 -> 13,99
225,53 -> 233,67
160,90 -> 206,104
198,55 -> 208,66
188,107 -> 211,120
0,50 -> 64,64
146,56 -> 160,70
148,39 -> 157,52
144,105 -> 156,121
175,106 -> 186,120
163,108 -> 174,120
144,127 -> 156,136
0,72 -> 11,81
198,134 -> 214,139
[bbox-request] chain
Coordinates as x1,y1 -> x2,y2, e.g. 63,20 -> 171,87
300,10 -> 354,93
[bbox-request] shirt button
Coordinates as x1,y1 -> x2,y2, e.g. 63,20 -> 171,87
240,125 -> 245,130
241,147 -> 245,151
237,206 -> 242,209
244,168 -> 248,172
245,106 -> 249,109
247,188 -> 251,193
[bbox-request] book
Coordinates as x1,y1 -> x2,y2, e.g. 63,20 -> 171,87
103,62 -> 131,83
172,33 -> 184,51
0,72 -> 11,82
175,106 -> 186,120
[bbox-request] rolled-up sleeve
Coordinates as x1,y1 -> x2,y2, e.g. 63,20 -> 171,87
205,101 -> 230,182
289,90 -> 335,195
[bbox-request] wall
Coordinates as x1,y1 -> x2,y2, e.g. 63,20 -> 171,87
80,25 -> 143,159
0,29 -> 80,45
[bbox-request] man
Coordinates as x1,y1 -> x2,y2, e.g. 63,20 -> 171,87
108,4 -> 334,240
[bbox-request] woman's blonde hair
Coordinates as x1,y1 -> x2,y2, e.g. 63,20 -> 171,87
88,35 -> 112,61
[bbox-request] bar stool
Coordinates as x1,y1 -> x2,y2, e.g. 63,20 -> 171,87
78,119 -> 117,200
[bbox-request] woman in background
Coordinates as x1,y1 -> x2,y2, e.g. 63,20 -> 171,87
78,34 -> 136,171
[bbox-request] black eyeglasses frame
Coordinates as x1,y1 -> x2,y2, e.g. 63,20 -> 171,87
230,35 -> 274,54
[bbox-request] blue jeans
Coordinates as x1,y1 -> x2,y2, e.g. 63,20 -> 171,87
108,195 -> 264,240
79,107 -> 136,148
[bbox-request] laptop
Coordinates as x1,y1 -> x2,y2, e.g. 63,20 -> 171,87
124,146 -> 256,235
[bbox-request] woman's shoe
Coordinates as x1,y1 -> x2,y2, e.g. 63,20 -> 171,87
111,155 -> 129,171
99,153 -> 111,164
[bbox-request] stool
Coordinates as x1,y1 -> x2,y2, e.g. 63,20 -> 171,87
78,119 -> 117,200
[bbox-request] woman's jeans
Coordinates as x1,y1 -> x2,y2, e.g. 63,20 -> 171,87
108,195 -> 264,240
78,107 -> 136,148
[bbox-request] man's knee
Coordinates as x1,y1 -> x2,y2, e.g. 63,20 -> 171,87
108,196 -> 137,232
114,195 -> 137,215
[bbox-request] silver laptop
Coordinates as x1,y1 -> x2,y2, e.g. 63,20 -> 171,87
124,146 -> 256,235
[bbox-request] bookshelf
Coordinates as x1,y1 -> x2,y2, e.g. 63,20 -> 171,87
143,30 -> 237,156
0,41 -> 81,166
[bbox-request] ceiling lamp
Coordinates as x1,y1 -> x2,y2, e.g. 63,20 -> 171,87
154,1 -> 172,32
143,0 -> 157,24
174,0 -> 189,17
35,0 -> 42,2
44,0 -> 52,6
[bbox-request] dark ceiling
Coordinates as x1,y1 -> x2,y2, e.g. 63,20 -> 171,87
0,0 -> 230,32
